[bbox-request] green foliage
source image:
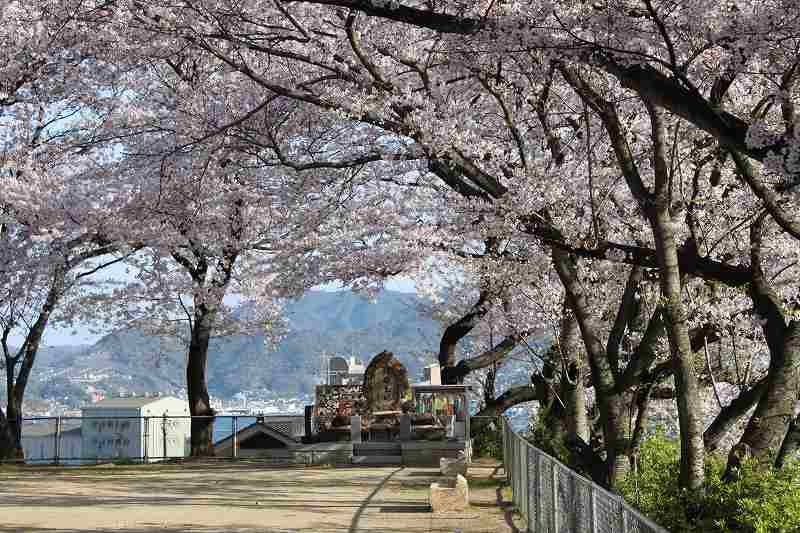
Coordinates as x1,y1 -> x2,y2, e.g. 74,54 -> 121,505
619,432 -> 800,532
528,407 -> 570,465
473,420 -> 503,459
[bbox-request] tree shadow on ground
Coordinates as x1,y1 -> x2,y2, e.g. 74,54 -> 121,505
1,463 -> 509,532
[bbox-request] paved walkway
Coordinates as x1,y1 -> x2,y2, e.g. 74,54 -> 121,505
0,462 -> 519,532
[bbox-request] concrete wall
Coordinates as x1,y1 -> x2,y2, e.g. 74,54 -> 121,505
401,440 -> 471,467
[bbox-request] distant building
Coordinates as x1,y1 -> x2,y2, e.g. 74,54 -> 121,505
421,363 -> 441,386
21,419 -> 82,465
326,355 -> 366,385
213,417 -> 300,459
81,396 -> 190,462
89,391 -> 105,403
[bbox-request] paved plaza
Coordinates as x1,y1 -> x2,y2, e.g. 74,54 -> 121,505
1,461 -> 519,532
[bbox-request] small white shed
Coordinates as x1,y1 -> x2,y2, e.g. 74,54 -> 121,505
81,396 -> 190,463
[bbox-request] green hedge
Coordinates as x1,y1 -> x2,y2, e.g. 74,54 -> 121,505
619,433 -> 800,532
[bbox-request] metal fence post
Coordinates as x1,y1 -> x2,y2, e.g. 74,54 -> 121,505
232,416 -> 238,459
501,419 -> 508,479
162,413 -> 168,460
552,461 -> 559,532
621,506 -> 628,533
53,417 -> 61,466
519,442 -> 524,513
143,417 -> 149,463
502,419 -> 508,480
522,441 -> 530,528
526,446 -> 536,533
536,453 -> 543,533
590,485 -> 598,533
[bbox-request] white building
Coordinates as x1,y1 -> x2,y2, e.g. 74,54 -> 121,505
21,419 -> 82,465
81,396 -> 190,462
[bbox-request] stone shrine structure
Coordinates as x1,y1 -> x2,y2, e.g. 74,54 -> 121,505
362,351 -> 409,414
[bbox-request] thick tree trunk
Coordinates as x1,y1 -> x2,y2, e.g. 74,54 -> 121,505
3,396 -> 23,461
533,344 -> 570,456
559,71 -> 702,489
0,407 -> 16,462
728,215 -> 800,468
187,305 -> 216,457
651,208 -> 706,492
560,309 -> 590,443
471,384 -> 537,432
0,358 -> 17,461
483,365 -> 496,407
775,413 -> 800,469
737,322 -> 800,459
439,291 -> 489,383
552,247 -> 628,488
444,334 -> 523,384
703,377 -> 767,451
0,267 -> 65,461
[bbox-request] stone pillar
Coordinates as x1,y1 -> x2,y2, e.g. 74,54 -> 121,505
351,415 -> 362,443
400,414 -> 412,441
304,405 -> 313,439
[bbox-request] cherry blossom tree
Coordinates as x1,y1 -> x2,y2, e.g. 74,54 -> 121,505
19,0 -> 795,502
0,0 -> 147,460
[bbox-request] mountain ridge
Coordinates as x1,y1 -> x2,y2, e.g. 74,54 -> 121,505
7,290 -> 442,404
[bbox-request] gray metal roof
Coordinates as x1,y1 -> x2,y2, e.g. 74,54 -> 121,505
23,420 -> 82,437
82,397 -> 163,409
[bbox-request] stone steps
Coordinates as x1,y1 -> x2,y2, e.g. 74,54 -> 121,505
351,455 -> 402,466
353,443 -> 401,456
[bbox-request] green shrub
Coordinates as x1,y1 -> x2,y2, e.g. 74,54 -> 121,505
619,433 -> 800,532
473,420 -> 503,459
527,408 -> 571,465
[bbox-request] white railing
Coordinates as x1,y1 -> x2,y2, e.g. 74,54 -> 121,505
501,417 -> 669,533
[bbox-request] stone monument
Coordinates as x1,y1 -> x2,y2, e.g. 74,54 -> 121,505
362,350 -> 409,414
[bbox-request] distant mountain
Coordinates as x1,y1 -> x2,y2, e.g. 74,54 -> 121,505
17,290 -> 444,403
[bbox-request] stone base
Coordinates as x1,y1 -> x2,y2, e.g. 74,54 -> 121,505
440,455 -> 468,477
401,439 -> 470,467
430,474 -> 469,512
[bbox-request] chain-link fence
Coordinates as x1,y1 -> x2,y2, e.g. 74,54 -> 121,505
501,417 -> 668,533
9,414 -> 304,465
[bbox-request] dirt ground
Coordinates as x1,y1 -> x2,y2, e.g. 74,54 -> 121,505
0,459 -> 521,532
